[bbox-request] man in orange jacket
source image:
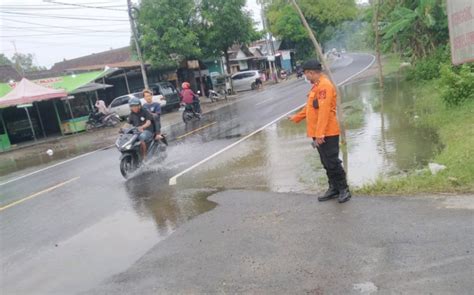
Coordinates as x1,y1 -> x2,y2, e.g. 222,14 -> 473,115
289,59 -> 351,203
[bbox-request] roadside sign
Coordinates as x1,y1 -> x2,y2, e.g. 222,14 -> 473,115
447,0 -> 474,65
17,104 -> 33,108
267,55 -> 275,62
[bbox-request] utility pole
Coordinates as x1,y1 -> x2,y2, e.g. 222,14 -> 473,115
11,41 -> 25,77
258,0 -> 277,83
374,0 -> 384,88
290,0 -> 346,144
127,0 -> 149,89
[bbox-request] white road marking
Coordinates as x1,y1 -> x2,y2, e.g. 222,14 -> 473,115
0,148 -> 112,187
256,96 -> 277,106
169,54 -> 376,185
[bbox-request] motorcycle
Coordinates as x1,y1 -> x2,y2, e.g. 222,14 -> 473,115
181,103 -> 202,123
296,69 -> 304,79
115,127 -> 167,178
208,89 -> 227,103
86,111 -> 121,131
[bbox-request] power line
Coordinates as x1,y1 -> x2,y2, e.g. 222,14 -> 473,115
1,17 -> 129,30
0,11 -> 129,21
1,32 -> 130,38
2,25 -> 129,34
41,0 -> 127,11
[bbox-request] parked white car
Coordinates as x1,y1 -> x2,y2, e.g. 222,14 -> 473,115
231,70 -> 261,92
108,92 -> 166,118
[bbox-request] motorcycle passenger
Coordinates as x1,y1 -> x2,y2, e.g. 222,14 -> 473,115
142,89 -> 163,141
125,97 -> 154,160
180,82 -> 201,114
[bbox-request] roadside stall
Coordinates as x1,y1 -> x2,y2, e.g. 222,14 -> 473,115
0,78 -> 67,150
0,69 -> 117,148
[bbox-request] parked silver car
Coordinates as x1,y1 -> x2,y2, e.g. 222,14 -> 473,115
231,70 -> 261,92
108,92 -> 166,118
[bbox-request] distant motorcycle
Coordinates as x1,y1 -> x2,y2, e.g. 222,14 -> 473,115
181,103 -> 201,123
296,69 -> 304,79
86,111 -> 121,131
115,127 -> 167,178
208,89 -> 227,102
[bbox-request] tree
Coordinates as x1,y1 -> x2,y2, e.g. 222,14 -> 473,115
0,54 -> 13,66
137,0 -> 201,68
199,0 -> 260,74
11,53 -> 46,73
265,0 -> 357,60
379,0 -> 449,60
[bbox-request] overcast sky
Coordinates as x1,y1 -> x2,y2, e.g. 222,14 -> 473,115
0,0 -> 263,69
1,0 -> 368,69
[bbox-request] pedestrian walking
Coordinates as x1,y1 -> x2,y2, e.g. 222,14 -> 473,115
289,59 -> 351,203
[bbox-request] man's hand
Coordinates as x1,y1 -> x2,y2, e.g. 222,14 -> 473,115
315,136 -> 325,145
138,126 -> 144,132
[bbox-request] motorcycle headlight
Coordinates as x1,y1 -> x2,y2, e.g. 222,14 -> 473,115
125,144 -> 132,150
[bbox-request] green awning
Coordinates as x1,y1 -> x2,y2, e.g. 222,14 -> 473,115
0,69 -> 116,98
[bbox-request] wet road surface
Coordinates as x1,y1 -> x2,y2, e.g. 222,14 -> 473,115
86,191 -> 474,294
0,54 -> 377,293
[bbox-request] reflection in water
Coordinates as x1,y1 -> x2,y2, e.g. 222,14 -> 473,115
124,153 -> 218,236
184,76 -> 443,192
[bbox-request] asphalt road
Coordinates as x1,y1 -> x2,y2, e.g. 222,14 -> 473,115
87,191 -> 474,294
0,53 -> 376,294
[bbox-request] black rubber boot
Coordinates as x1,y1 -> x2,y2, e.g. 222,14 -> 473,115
318,182 -> 339,202
337,187 -> 352,203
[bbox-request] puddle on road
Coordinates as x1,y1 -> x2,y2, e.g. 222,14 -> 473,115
181,76 -> 442,193
121,76 -> 444,239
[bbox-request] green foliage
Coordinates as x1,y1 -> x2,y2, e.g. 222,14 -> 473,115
11,53 -> 46,73
138,0 -> 201,68
440,64 -> 474,107
265,0 -> 357,61
0,54 -> 12,66
406,46 -> 450,80
199,0 -> 260,61
378,0 -> 449,60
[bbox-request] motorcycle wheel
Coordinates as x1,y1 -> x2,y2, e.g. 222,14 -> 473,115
85,123 -> 94,132
107,116 -> 121,127
182,110 -> 194,123
120,154 -> 137,178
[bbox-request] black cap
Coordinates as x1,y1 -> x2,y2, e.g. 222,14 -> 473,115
302,59 -> 322,71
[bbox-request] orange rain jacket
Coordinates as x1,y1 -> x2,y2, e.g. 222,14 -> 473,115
290,74 -> 340,138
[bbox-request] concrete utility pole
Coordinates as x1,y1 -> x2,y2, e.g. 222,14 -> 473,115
258,0 -> 278,83
127,0 -> 149,89
290,0 -> 346,144
374,0 -> 384,88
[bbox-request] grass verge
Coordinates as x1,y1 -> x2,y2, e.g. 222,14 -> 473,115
356,79 -> 474,195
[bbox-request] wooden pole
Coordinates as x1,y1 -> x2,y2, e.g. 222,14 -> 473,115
374,0 -> 384,88
123,69 -> 131,94
35,102 -> 46,138
24,107 -> 37,141
290,0 -> 346,144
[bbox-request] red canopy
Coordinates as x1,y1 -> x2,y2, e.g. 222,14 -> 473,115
0,78 -> 67,108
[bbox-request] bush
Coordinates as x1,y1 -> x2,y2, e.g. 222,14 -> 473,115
406,46 -> 450,80
440,64 -> 474,106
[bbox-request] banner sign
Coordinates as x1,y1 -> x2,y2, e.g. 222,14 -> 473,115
447,1 -> 474,65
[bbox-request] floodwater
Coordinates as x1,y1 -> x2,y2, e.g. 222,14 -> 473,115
181,76 -> 442,192
115,75 -> 444,264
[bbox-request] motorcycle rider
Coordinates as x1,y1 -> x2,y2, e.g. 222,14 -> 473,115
180,82 -> 201,115
124,97 -> 154,160
142,89 -> 163,141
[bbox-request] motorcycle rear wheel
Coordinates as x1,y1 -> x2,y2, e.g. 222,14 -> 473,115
182,110 -> 194,123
